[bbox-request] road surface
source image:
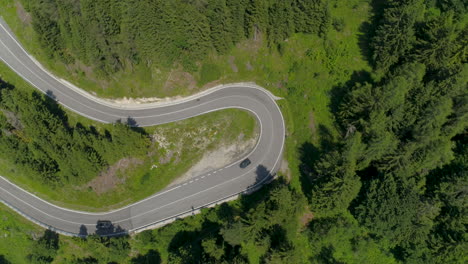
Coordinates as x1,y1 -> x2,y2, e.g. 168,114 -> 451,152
0,18 -> 285,236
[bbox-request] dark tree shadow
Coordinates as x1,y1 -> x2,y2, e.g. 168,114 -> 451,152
104,129 -> 112,141
0,255 -> 11,264
34,91 -> 69,127
74,257 -> 98,263
268,224 -> 292,250
237,164 -> 276,209
307,217 -> 348,263
168,230 -> 199,250
0,78 -> 15,95
131,249 -> 161,264
425,134 -> 467,195
299,142 -> 320,199
251,164 -> 274,187
74,122 -> 103,144
201,216 -> 221,233
126,116 -> 138,127
390,245 -> 407,262
357,21 -> 373,63
314,246 -> 344,264
217,203 -> 237,223
239,177 -> 288,215
356,0 -> 388,66
329,70 -> 373,120
74,122 -> 85,131
27,230 -> 59,263
167,230 -> 202,263
317,125 -> 337,152
299,124 -> 340,200
165,208 -> 230,262
94,220 -> 127,236
239,164 -> 271,192
348,166 -> 378,218
42,229 -> 60,249
258,224 -> 294,262
115,117 -> 147,135
78,224 -> 88,237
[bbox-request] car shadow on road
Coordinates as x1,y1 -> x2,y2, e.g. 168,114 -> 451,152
78,221 -> 126,237
95,220 -> 126,236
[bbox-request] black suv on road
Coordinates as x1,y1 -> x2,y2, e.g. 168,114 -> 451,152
240,158 -> 251,168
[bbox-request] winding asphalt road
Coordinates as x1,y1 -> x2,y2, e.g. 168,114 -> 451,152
0,18 -> 285,236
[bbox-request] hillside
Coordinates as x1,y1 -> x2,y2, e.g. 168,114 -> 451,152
0,0 -> 466,263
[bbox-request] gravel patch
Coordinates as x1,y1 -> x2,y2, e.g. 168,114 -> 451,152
168,137 -> 257,186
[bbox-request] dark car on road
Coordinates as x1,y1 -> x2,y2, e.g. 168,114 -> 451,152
240,158 -> 251,168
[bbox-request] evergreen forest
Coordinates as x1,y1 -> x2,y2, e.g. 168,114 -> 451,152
0,0 -> 466,263
20,0 -> 330,73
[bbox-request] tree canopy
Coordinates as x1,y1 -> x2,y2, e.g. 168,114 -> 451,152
0,0 -> 466,263
21,0 -> 330,73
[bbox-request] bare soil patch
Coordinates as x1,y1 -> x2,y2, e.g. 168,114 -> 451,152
245,61 -> 254,71
2,110 -> 23,130
300,210 -> 314,228
163,68 -> 197,92
84,157 -> 143,194
309,111 -> 317,143
309,111 -> 317,135
228,56 -> 238,73
280,158 -> 291,181
15,1 -> 31,25
66,60 -> 110,90
236,31 -> 263,54
159,150 -> 174,165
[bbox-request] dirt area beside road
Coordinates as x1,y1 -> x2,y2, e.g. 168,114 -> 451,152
168,136 -> 258,186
